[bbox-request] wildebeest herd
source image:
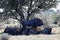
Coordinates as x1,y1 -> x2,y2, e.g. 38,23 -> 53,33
3,19 -> 52,35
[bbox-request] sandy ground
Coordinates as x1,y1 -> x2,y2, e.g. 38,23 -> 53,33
8,34 -> 60,40
0,27 -> 60,40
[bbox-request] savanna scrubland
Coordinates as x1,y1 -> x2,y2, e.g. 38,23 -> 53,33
0,0 -> 60,40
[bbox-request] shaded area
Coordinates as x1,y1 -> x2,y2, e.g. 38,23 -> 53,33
3,19 -> 52,35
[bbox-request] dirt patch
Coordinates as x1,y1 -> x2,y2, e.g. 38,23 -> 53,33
9,34 -> 60,40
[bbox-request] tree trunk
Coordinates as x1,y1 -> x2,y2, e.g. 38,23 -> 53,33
26,0 -> 33,20
15,5 -> 25,28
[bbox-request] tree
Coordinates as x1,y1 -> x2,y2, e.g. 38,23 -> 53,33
0,0 -> 57,27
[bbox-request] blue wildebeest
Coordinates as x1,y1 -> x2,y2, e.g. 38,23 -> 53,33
3,27 -> 21,35
22,19 -> 44,28
21,18 -> 44,35
36,27 -> 52,34
42,27 -> 52,34
22,19 -> 52,34
4,19 -> 52,35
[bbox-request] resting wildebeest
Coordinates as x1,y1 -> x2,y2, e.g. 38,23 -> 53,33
21,19 -> 44,35
4,27 -> 52,35
22,19 -> 44,28
21,28 -> 37,35
36,27 -> 52,34
4,19 -> 52,35
4,27 -> 21,35
4,19 -> 44,35
42,27 -> 52,34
